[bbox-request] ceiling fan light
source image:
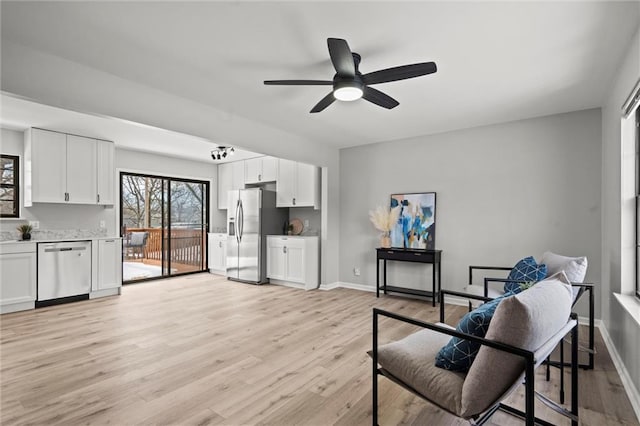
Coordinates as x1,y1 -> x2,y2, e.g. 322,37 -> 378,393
334,86 -> 363,102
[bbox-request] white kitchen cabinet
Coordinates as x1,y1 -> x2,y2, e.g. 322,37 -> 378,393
66,134 -> 97,204
245,156 -> 277,184
96,140 -> 115,205
24,128 -> 114,206
208,233 -> 227,274
96,238 -> 122,291
0,243 -> 37,314
217,161 -> 245,209
25,128 -> 67,204
276,159 -> 320,209
266,236 -> 319,290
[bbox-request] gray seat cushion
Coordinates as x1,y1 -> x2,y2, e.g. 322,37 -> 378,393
376,329 -> 466,416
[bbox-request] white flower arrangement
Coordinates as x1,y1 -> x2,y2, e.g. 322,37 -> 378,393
369,205 -> 400,236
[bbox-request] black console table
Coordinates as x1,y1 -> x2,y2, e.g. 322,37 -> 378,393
376,248 -> 442,306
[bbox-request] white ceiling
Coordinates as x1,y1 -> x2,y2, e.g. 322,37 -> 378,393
1,1 -> 639,158
0,94 -> 262,164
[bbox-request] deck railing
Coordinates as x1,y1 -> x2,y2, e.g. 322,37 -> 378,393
125,227 -> 206,267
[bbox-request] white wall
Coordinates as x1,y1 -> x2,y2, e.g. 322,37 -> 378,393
0,128 -> 223,237
115,147 -> 222,232
601,23 -> 640,399
339,109 -> 602,318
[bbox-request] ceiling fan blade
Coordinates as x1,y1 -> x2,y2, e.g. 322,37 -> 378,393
264,80 -> 333,86
362,62 -> 437,85
327,38 -> 355,78
310,92 -> 336,113
362,86 -> 399,109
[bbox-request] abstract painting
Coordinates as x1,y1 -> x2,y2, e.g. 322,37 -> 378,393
390,192 -> 436,250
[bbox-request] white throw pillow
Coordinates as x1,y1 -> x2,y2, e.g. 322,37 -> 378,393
540,251 -> 587,283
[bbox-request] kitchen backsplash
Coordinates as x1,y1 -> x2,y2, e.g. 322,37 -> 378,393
0,228 -> 109,242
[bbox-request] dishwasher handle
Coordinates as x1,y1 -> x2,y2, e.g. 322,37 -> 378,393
43,246 -> 88,253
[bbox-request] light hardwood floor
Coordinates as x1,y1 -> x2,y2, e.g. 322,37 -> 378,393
1,273 -> 637,425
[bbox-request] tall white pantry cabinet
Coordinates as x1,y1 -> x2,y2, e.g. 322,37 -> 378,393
24,128 -> 114,206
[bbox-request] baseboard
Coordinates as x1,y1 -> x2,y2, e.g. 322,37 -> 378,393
319,282 -> 384,292
318,282 -> 340,291
598,321 -> 640,422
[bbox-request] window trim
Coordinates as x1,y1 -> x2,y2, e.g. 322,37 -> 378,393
636,108 -> 640,299
0,154 -> 19,219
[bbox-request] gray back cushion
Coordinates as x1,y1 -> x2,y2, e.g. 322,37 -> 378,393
459,274 -> 572,417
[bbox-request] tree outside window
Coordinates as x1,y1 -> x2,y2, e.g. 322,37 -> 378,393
0,155 -> 19,218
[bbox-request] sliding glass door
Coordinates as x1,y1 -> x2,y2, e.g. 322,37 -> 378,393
120,172 -> 209,283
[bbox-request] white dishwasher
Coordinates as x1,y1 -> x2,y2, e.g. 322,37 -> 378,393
37,241 -> 92,302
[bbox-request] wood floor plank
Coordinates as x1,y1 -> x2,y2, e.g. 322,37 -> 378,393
1,273 -> 637,425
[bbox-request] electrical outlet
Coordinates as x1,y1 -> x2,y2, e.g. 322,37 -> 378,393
354,267 -> 360,276
304,219 -> 309,228
29,221 -> 39,229
99,220 -> 106,229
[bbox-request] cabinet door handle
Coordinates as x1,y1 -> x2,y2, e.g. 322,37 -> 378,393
97,194 -> 100,203
258,173 -> 262,181
105,240 -> 114,243
292,197 -> 296,205
219,241 -> 222,248
65,192 -> 69,202
283,246 -> 287,254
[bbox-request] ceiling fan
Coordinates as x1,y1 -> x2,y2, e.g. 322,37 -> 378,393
264,38 -> 437,113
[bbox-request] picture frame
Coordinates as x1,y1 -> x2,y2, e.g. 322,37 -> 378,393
389,192 -> 436,250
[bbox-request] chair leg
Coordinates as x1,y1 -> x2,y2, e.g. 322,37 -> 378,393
571,323 -> 579,426
546,355 -> 550,381
560,339 -> 565,404
525,359 -> 535,426
372,311 -> 379,426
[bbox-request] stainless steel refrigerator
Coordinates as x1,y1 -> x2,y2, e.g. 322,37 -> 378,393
226,188 -> 288,284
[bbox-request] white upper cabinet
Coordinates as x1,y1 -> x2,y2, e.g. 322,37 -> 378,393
66,135 -> 97,204
26,128 -> 67,204
217,161 -> 245,209
245,156 -> 277,184
24,128 -> 114,206
276,159 -> 320,209
96,140 -> 115,205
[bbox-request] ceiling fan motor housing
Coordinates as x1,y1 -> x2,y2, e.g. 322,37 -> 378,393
333,74 -> 364,101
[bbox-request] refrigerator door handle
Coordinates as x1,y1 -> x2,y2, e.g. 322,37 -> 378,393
235,199 -> 241,244
238,200 -> 244,243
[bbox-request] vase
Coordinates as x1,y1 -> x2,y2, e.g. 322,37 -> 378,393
380,234 -> 391,248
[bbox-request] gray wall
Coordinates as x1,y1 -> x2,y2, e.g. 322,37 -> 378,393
339,109 -> 602,319
601,23 -> 640,400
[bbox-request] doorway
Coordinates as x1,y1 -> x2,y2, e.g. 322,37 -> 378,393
120,172 -> 209,283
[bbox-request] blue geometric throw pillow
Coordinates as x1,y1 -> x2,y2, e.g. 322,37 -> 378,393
504,256 -> 547,294
435,294 -> 510,372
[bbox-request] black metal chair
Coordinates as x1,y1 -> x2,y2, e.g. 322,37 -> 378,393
466,264 -> 595,370
372,279 -> 579,426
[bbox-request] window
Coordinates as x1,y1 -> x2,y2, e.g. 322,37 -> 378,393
0,155 -> 19,218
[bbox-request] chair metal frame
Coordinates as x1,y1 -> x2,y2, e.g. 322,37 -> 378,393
373,304 -> 579,426
468,265 -> 595,370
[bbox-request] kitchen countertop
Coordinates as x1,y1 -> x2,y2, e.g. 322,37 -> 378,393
0,236 -> 121,245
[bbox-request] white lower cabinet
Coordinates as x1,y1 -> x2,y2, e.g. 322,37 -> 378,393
208,233 -> 227,274
90,238 -> 122,298
266,236 -> 319,290
0,243 -> 37,314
